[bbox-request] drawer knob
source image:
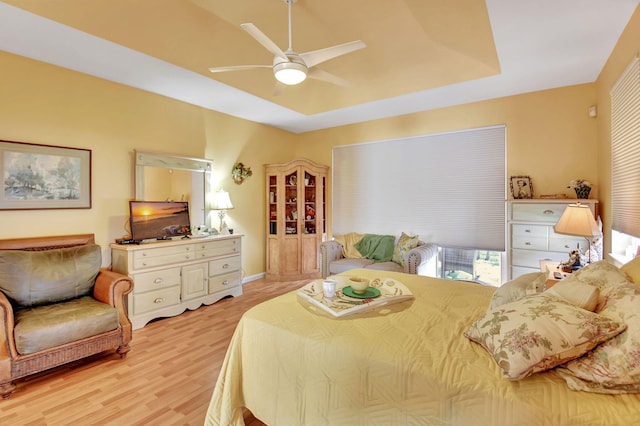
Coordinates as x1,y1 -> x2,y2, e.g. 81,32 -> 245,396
142,262 -> 147,267
185,255 -> 191,259
154,298 -> 164,304
525,242 -> 532,246
154,278 -> 164,284
525,229 -> 531,233
223,264 -> 229,269
543,210 -> 554,215
142,253 -> 147,257
222,280 -> 230,285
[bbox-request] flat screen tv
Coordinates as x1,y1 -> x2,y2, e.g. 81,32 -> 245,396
129,201 -> 191,241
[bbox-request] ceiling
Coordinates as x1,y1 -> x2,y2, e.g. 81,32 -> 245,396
0,0 -> 638,133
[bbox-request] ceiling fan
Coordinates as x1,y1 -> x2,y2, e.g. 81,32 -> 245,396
208,0 -> 366,87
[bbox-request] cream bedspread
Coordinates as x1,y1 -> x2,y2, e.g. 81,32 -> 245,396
206,269 -> 640,425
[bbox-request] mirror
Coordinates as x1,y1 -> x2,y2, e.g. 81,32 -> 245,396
134,150 -> 213,229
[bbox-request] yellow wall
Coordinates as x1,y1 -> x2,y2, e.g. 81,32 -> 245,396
296,84 -> 599,235
594,5 -> 640,257
0,51 -> 296,276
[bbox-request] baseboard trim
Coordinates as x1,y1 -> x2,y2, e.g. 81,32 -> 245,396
242,272 -> 265,284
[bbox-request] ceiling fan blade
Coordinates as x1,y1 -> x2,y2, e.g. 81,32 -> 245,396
240,23 -> 288,61
307,68 -> 352,87
300,40 -> 366,68
208,65 -> 271,73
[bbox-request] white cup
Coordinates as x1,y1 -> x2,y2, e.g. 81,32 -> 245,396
322,279 -> 336,298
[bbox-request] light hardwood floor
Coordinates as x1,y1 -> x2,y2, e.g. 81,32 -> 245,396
0,277 -> 310,426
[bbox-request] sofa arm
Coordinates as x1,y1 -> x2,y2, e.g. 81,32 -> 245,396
320,241 -> 344,278
0,291 -> 16,382
405,242 -> 438,276
94,268 -> 134,343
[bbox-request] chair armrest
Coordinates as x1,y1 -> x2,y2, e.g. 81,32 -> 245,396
405,242 -> 439,275
320,241 -> 344,278
0,291 -> 16,381
94,268 -> 134,342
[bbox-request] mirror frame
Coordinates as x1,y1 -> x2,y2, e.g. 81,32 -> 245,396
134,150 -> 213,227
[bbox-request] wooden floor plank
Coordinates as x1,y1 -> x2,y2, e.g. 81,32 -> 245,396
0,277 -> 308,425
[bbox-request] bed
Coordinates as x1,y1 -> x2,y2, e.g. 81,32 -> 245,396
206,264 -> 640,425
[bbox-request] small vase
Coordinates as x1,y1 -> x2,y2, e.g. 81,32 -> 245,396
574,186 -> 591,199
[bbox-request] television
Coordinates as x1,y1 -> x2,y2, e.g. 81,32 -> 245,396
129,201 -> 191,241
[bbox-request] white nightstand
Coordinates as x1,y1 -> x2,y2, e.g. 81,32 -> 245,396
540,259 -> 573,281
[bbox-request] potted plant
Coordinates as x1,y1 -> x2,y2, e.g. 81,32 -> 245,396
568,179 -> 592,199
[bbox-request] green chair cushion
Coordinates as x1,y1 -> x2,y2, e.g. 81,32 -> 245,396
14,296 -> 119,355
0,244 -> 101,307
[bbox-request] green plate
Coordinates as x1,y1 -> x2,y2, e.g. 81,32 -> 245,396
342,286 -> 381,299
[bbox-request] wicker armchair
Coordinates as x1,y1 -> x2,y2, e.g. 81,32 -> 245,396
0,234 -> 133,399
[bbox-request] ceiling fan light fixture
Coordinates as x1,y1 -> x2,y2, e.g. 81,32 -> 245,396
274,61 -> 307,85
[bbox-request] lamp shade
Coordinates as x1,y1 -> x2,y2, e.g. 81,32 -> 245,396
212,189 -> 234,210
554,204 -> 602,238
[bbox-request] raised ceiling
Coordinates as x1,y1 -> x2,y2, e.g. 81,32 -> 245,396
0,0 -> 638,133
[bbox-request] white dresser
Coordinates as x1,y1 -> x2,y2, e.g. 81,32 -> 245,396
507,200 -> 599,280
110,235 -> 242,329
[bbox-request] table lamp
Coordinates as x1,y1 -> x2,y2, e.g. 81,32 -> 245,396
212,189 -> 234,234
554,203 -> 602,265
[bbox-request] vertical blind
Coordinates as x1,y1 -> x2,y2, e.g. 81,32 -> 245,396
611,56 -> 640,238
332,125 -> 506,251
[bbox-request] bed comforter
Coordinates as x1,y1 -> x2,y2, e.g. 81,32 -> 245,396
205,269 -> 640,425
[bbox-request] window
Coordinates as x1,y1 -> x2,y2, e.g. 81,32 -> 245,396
332,125 -> 506,251
611,56 -> 640,263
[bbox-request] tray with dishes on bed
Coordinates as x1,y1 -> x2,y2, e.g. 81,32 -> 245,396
297,275 -> 414,318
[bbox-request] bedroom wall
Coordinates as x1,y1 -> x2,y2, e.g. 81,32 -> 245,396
295,84 -> 599,237
594,4 -> 640,258
0,51 -> 297,277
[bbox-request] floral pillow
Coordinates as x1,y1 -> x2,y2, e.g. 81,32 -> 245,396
621,255 -> 640,285
392,233 -> 419,267
565,260 -> 632,292
465,293 -> 626,380
488,272 -> 547,309
556,280 -> 640,394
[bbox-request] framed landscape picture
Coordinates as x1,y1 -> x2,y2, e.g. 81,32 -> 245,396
0,140 -> 91,210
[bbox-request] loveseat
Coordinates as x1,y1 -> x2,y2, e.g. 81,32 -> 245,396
0,234 -> 133,399
320,232 -> 438,278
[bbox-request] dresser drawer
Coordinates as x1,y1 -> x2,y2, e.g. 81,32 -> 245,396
511,203 -> 567,222
208,271 -> 241,293
549,235 -> 585,253
209,256 -> 241,276
132,267 -> 181,294
512,224 -> 548,238
133,286 -> 180,314
196,238 -> 241,258
512,235 -> 548,251
133,249 -> 196,269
